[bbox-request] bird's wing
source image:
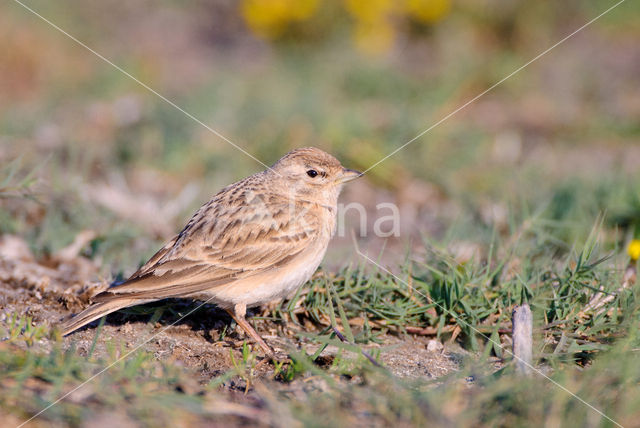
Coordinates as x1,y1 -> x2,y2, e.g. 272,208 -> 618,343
94,195 -> 321,301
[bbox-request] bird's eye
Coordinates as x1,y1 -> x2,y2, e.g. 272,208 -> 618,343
306,169 -> 318,178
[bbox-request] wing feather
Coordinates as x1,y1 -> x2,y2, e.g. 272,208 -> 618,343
95,191 -> 321,301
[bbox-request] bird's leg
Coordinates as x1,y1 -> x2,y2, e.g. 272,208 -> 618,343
225,303 -> 273,356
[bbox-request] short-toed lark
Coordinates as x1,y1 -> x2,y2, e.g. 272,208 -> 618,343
62,147 -> 361,354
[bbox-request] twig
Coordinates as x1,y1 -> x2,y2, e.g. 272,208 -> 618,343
405,324 -> 512,335
512,304 -> 533,375
584,263 -> 636,316
332,326 -> 383,368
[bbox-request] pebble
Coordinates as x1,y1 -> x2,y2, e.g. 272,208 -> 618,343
426,339 -> 444,352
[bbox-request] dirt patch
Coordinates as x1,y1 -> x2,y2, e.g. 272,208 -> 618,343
0,234 -> 461,384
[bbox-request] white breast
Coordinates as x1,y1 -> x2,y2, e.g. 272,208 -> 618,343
270,245 -> 328,300
210,239 -> 329,307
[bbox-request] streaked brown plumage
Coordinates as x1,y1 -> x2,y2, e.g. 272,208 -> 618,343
61,147 -> 361,354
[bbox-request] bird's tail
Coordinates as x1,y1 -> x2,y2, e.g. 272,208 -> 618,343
61,299 -> 133,336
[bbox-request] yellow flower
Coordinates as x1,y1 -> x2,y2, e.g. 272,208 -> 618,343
629,239 -> 640,261
405,0 -> 451,24
345,0 -> 397,56
241,0 -> 319,39
353,19 -> 395,56
345,0 -> 396,23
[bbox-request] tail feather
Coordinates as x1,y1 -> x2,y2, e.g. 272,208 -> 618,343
61,299 -> 133,336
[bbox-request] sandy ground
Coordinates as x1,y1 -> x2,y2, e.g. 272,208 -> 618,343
0,233 -> 462,386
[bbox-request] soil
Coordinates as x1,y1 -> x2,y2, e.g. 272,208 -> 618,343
0,234 -> 462,385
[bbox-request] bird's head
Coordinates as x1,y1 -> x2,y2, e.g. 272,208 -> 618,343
270,147 -> 362,204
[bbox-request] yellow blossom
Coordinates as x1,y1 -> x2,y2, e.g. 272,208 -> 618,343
242,0 -> 319,39
405,0 -> 451,24
353,19 -> 395,57
345,0 -> 396,23
629,239 -> 640,261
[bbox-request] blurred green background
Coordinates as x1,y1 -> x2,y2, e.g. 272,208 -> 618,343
2,2 -> 640,426
1,0 -> 639,273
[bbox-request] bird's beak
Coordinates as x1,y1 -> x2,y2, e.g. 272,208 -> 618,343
337,168 -> 363,184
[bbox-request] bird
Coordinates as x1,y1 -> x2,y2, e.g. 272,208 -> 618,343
61,147 -> 362,355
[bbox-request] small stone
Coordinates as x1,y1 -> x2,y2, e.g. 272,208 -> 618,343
426,339 -> 443,352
